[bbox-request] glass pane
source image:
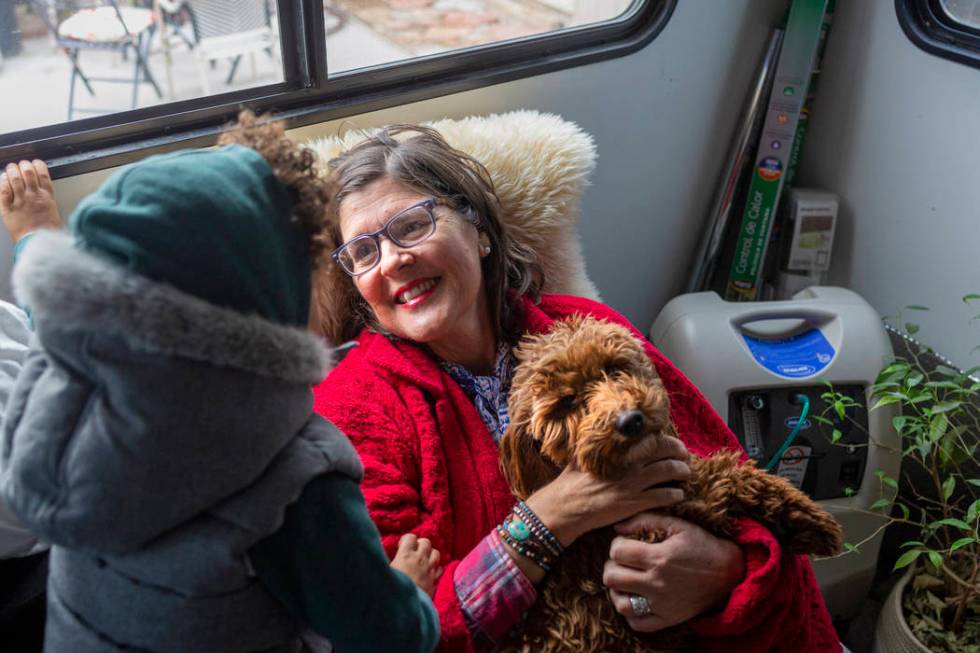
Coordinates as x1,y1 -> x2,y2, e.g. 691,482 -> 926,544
940,0 -> 980,30
324,0 -> 637,74
0,0 -> 285,136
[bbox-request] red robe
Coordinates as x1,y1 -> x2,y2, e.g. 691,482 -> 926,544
314,294 -> 839,652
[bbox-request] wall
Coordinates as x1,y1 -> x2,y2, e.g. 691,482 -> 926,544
0,0 -> 784,338
800,0 -> 980,371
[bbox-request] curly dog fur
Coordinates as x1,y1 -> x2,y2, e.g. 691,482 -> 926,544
497,316 -> 844,652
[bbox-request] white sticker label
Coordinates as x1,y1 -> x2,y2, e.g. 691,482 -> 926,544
775,445 -> 811,489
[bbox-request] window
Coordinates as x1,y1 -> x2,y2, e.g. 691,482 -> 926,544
0,0 -> 673,176
897,0 -> 980,69
325,1 -> 635,73
939,0 -> 980,29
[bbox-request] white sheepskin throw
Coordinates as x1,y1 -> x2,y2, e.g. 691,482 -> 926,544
305,110 -> 600,344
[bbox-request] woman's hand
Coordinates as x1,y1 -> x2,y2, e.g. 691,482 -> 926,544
524,435 -> 691,547
603,513 -> 745,633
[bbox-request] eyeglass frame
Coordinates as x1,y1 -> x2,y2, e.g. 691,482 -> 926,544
331,199 -> 438,277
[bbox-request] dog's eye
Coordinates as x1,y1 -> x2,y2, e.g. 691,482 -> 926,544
604,362 -> 626,375
554,395 -> 577,413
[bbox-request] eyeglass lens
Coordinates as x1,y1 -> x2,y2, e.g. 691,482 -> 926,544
338,203 -> 435,274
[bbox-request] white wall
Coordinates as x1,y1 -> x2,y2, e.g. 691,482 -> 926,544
800,1 -> 980,370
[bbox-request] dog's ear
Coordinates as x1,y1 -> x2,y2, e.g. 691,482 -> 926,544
499,425 -> 558,500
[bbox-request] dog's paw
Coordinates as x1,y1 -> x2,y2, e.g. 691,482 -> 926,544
783,513 -> 845,557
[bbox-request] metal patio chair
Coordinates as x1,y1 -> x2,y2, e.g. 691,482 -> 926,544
28,0 -> 162,120
158,0 -> 276,94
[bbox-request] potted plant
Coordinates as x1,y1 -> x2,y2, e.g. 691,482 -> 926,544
821,295 -> 980,653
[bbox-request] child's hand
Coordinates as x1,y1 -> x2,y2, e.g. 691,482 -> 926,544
391,533 -> 441,596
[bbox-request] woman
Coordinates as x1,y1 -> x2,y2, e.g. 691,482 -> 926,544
312,125 -> 841,652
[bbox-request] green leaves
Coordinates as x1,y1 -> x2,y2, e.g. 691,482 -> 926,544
894,549 -> 922,570
896,502 -> 911,520
950,538 -> 975,553
929,413 -> 949,443
966,500 -> 980,524
872,293 -> 980,642
929,400 -> 962,415
893,415 -> 908,433
930,518 -> 972,532
841,305 -> 980,620
871,393 -> 903,411
942,476 -> 955,501
876,470 -> 899,489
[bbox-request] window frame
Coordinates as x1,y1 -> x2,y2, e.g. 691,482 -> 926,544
0,0 -> 675,178
896,0 -> 980,69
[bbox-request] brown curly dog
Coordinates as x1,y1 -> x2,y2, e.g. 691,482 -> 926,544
497,315 -> 844,653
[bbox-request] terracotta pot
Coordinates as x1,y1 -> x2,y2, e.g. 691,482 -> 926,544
872,570 -> 931,653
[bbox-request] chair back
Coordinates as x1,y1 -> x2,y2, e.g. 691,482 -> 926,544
184,0 -> 270,41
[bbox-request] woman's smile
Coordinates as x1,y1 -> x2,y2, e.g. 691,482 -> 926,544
338,176 -> 494,365
394,277 -> 441,307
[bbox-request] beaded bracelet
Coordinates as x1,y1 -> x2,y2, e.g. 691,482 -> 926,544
497,522 -> 556,572
508,508 -> 561,560
497,502 -> 564,572
514,501 -> 563,554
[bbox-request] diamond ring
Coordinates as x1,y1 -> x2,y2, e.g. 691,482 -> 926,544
629,594 -> 652,617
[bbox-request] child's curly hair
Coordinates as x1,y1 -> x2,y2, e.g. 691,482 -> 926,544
218,110 -> 331,265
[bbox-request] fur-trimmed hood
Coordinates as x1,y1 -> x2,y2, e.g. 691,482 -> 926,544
14,230 -> 332,384
2,231 -> 339,552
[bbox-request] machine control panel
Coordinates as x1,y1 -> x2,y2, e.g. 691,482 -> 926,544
728,384 -> 869,500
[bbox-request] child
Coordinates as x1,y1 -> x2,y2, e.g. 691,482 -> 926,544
0,114 -> 441,653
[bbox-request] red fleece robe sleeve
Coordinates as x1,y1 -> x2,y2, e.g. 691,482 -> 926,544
315,369 -> 476,653
561,297 -> 839,652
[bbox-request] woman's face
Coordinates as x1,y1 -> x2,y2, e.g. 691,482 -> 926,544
338,176 -> 493,358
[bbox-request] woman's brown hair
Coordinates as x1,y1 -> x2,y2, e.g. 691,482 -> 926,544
327,124 -> 542,343
218,110 -> 331,264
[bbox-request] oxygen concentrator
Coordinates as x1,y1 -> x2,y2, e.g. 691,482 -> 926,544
650,287 -> 901,618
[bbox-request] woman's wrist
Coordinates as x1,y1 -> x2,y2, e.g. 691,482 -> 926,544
523,491 -> 583,547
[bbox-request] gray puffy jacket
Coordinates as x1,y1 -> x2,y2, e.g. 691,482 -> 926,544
1,232 -> 360,653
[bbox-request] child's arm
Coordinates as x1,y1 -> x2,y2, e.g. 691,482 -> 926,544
249,472 -> 439,653
0,299 -> 44,559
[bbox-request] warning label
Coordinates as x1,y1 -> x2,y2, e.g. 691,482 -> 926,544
775,445 -> 811,489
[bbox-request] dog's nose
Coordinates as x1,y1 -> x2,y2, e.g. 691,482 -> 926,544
616,410 -> 646,437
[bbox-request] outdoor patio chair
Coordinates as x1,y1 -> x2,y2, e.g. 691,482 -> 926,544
158,0 -> 277,94
27,0 -> 162,120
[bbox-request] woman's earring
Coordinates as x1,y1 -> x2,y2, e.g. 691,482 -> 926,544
481,244 -> 492,256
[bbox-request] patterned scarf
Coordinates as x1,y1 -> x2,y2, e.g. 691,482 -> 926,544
440,342 -> 515,444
